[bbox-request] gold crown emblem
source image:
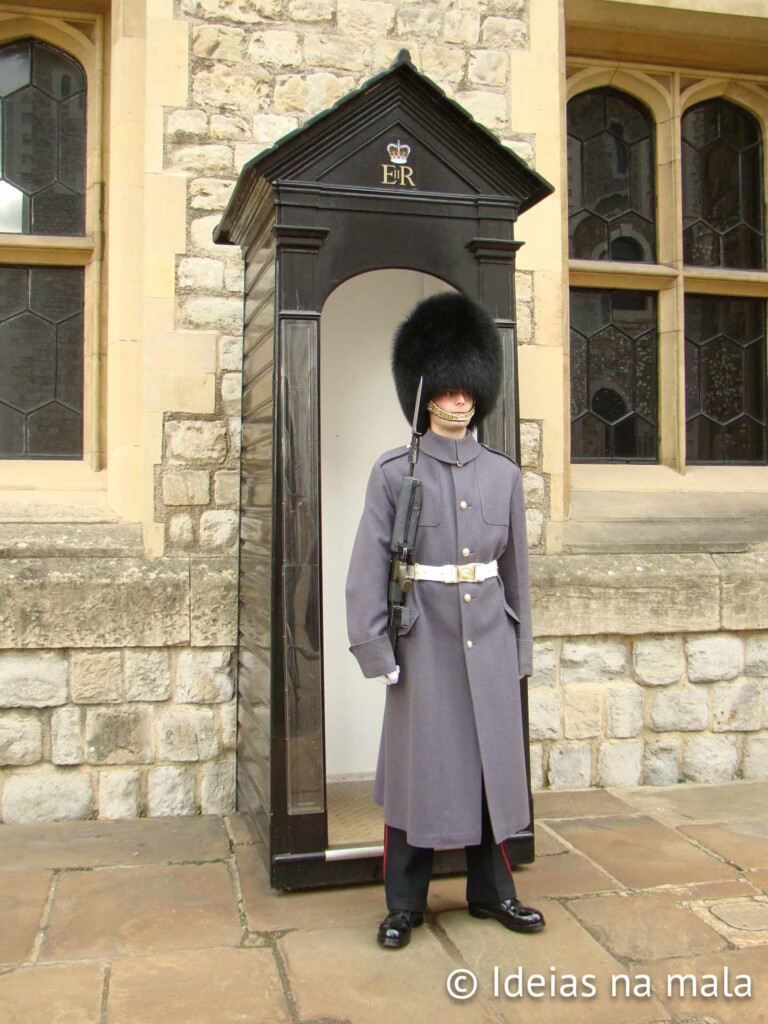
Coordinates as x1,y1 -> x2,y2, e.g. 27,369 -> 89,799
387,140 -> 410,165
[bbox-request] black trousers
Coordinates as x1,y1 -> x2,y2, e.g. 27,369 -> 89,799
383,786 -> 518,912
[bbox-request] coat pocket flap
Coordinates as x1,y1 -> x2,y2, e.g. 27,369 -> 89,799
398,608 -> 420,635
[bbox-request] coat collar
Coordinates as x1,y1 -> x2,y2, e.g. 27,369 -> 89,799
419,429 -> 481,465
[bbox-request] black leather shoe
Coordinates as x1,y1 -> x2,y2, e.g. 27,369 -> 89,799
377,909 -> 425,949
468,898 -> 545,933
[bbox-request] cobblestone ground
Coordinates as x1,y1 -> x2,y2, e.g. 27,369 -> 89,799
0,781 -> 766,1023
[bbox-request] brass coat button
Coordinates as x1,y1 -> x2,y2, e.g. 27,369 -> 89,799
462,547 -> 470,557
466,640 -> 473,649
459,500 -> 468,510
463,594 -> 471,603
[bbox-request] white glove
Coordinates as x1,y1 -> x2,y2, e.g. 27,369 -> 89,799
376,666 -> 400,685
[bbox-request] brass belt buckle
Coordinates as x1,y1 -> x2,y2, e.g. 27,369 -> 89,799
457,564 -> 477,583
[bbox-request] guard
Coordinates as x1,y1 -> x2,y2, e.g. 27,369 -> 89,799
346,292 -> 545,949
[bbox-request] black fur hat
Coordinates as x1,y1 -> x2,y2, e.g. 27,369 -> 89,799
392,292 -> 503,433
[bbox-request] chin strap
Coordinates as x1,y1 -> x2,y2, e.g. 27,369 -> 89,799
426,400 -> 475,424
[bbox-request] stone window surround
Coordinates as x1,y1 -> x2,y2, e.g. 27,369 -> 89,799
565,61 -> 768,489
0,9 -> 106,487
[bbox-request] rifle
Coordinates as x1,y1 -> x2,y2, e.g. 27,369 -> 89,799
387,377 -> 424,652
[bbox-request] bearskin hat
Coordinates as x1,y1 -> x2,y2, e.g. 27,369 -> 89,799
392,292 -> 503,433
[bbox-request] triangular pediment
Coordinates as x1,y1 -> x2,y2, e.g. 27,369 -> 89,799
217,51 -> 553,243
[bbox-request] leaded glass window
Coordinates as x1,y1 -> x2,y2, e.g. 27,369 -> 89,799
0,38 -> 86,236
567,88 -> 656,262
571,289 -> 658,461
0,265 -> 84,458
682,99 -> 764,270
685,295 -> 766,463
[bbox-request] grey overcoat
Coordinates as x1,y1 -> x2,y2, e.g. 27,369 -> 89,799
346,429 -> 533,848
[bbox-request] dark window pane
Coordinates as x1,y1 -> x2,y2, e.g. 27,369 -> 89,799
0,40 -> 86,237
685,295 -> 766,463
570,288 -> 658,461
567,87 -> 656,262
681,99 -> 764,269
0,264 -> 83,458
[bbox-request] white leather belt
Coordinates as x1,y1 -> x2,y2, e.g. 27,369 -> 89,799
412,560 -> 498,584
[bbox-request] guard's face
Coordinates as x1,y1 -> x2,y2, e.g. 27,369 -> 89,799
427,389 -> 476,437
432,389 -> 474,414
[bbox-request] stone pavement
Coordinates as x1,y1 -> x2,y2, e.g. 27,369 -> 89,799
0,781 -> 766,1024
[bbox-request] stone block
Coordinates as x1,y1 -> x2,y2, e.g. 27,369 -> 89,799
86,708 -> 153,765
166,419 -> 228,464
683,734 -> 739,783
396,5 -> 440,36
182,0 -> 281,18
214,470 -> 240,505
168,514 -> 195,550
481,15 -> 527,46
177,257 -> 224,291
746,635 -> 768,676
505,137 -> 534,166
70,650 -> 123,704
2,769 -> 93,823
531,554 -> 721,639
522,471 -> 544,507
302,34 -> 369,71
288,0 -> 335,19
274,72 -> 356,116
0,711 -> 42,765
210,113 -> 250,140
421,43 -> 468,85
124,649 -> 172,702
191,25 -> 245,61
201,760 -> 236,813
171,144 -> 233,176
51,707 -> 84,765
199,511 -> 239,551
650,688 -> 708,732
218,335 -> 243,372
224,265 -> 243,292
0,559 -> 190,648
98,769 -> 140,819
598,741 -> 642,787
190,178 -> 235,211
180,296 -> 243,332
221,372 -> 242,410
158,707 -> 219,762
337,0 -> 395,36
147,765 -> 196,816
166,108 -> 209,141
190,559 -> 239,647
525,508 -> 543,548
743,736 -> 768,779
607,686 -> 643,738
685,634 -> 744,682
468,49 -> 507,87
219,700 -> 237,751
520,420 -> 541,468
252,113 -> 299,145
547,742 -> 591,789
176,649 -> 234,704
531,640 -> 557,686
563,686 -> 601,739
643,737 -> 681,786
528,743 -> 543,790
444,7 -> 480,45
528,690 -> 559,740
162,470 -> 210,507
249,29 -> 301,66
715,553 -> 768,630
561,639 -> 627,684
0,652 -> 67,707
192,66 -> 270,114
453,89 -> 507,132
633,636 -> 684,686
711,680 -> 762,732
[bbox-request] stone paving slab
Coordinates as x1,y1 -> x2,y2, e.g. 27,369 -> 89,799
107,948 -> 290,1024
549,815 -> 740,889
616,781 -> 768,827
0,870 -> 52,965
565,882 -> 750,961
634,946 -> 767,1024
0,816 -> 230,871
534,821 -> 571,855
439,898 -> 670,1023
534,788 -> 638,819
0,961 -> 106,1024
678,821 -> 768,870
279,922 -> 499,1024
746,868 -> 768,893
40,862 -> 241,960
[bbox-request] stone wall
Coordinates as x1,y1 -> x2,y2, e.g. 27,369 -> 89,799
0,647 -> 236,823
528,633 -> 768,791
